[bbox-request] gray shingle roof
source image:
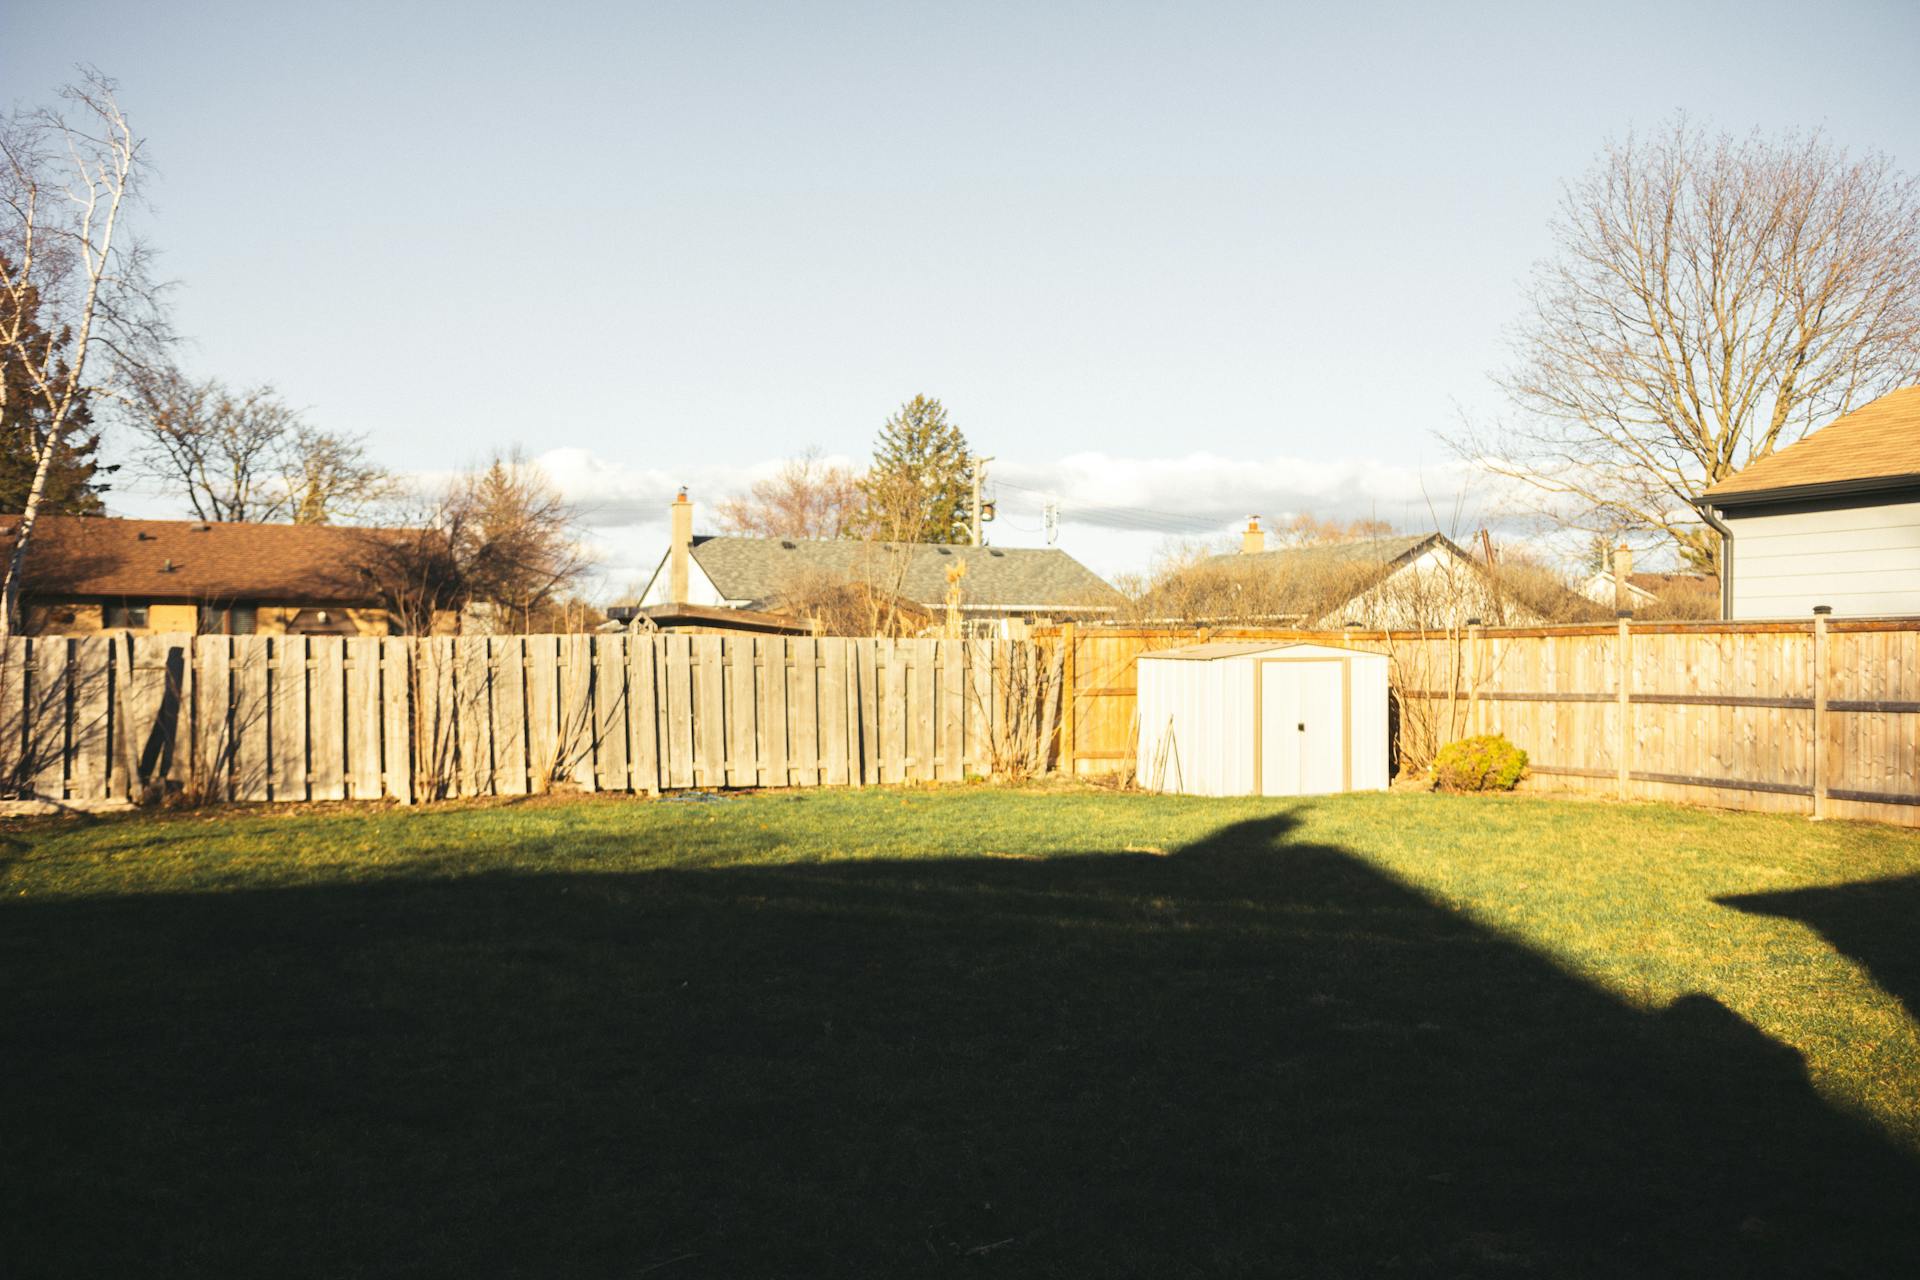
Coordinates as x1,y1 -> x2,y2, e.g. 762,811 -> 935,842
689,537 -> 1123,611
1203,533 -> 1442,576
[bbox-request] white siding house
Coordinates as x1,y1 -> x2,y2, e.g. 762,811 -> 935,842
1717,498 -> 1920,619
1697,387 -> 1920,620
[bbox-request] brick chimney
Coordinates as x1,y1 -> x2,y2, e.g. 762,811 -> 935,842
1613,542 -> 1633,616
670,488 -> 693,604
1241,516 -> 1266,555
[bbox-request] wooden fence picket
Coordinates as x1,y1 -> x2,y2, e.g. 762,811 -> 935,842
31,637 -> 68,801
790,636 -> 820,788
70,636 -> 113,801
627,632 -> 660,794
310,636 -> 347,801
346,637 -> 382,800
695,637 -> 725,788
663,634 -> 694,790
593,635 -> 629,792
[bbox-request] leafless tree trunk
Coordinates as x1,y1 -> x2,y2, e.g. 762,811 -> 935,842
1,71 -> 166,633
1455,118 -> 1920,570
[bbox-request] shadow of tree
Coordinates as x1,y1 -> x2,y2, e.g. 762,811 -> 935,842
3,815 -> 1916,1277
1722,873 -> 1920,1019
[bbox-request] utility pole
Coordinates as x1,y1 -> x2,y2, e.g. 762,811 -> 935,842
969,454 -> 994,546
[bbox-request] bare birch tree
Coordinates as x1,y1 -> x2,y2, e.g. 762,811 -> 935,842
0,70 -> 167,632
1456,119 -> 1920,570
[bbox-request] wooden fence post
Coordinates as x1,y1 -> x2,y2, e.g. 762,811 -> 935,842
1060,622 -> 1076,777
1812,605 -> 1830,820
1463,618 -> 1482,741
1616,613 -> 1632,800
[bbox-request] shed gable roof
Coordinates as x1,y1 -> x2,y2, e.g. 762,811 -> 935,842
1701,386 -> 1920,504
1142,640 -> 1388,662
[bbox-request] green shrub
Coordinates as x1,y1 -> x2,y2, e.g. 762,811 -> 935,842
1432,735 -> 1529,792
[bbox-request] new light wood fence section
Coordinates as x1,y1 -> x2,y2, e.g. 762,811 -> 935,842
0,634 -> 1028,806
1039,619 -> 1920,827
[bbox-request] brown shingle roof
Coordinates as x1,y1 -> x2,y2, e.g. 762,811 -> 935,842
0,516 -> 399,603
1701,387 -> 1920,504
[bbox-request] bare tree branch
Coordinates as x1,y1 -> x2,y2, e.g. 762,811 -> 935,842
1453,118 -> 1920,570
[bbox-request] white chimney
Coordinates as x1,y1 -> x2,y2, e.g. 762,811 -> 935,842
670,488 -> 693,604
1613,542 -> 1633,616
1241,516 -> 1266,555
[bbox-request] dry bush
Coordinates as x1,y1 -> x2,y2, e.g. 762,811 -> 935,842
764,565 -> 935,638
1477,550 -> 1608,625
1123,539 -> 1376,626
972,643 -> 1063,781
1632,576 -> 1720,620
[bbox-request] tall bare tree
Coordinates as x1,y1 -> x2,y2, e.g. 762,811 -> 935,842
126,367 -> 391,524
1456,119 -> 1920,570
355,449 -> 591,634
716,448 -> 862,540
0,70 -> 167,632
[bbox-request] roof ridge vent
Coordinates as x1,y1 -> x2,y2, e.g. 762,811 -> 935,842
137,531 -> 156,541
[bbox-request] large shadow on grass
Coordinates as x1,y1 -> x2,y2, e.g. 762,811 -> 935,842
1723,873 -> 1920,1019
3,815 -> 1917,1278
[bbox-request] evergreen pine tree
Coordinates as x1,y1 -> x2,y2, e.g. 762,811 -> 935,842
0,270 -> 114,516
855,395 -> 972,544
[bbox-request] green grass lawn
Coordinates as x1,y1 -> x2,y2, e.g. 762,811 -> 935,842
4,785 -> 1919,1278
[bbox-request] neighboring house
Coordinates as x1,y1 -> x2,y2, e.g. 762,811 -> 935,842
1577,569 -> 1657,611
0,515 -> 404,637
1577,570 -> 1718,616
1189,523 -> 1546,628
1695,386 -> 1920,619
622,491 -> 1125,627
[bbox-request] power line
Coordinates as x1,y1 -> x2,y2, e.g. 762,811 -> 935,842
993,479 -> 1233,535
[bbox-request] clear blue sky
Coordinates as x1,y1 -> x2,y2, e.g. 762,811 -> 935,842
9,0 -> 1919,588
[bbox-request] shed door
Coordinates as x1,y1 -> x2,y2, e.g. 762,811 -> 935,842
1260,661 -> 1344,795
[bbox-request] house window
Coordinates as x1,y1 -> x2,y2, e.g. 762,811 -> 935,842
104,601 -> 149,629
198,605 -> 258,635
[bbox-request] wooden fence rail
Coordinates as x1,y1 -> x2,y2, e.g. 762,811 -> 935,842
1036,618 -> 1920,828
0,633 -> 1037,806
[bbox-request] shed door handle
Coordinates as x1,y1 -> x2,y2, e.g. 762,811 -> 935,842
1297,723 -> 1305,732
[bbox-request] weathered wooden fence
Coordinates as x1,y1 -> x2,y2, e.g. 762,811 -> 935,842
0,633 -> 1043,806
1038,619 -> 1920,827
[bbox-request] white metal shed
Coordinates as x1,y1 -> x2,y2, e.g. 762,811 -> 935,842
1135,641 -> 1390,797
